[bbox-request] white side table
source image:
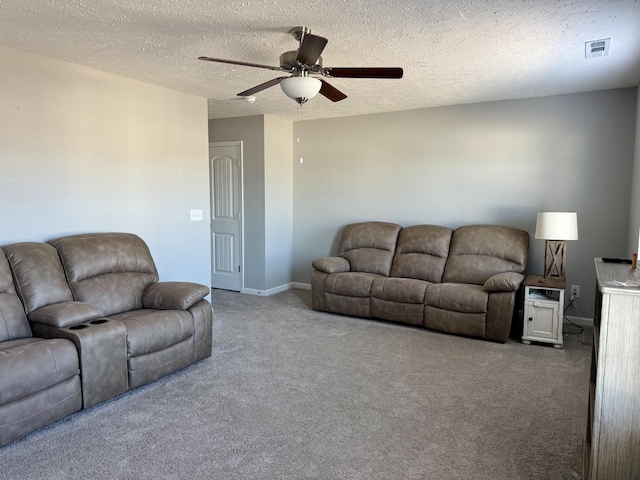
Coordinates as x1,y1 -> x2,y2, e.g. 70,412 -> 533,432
522,275 -> 565,348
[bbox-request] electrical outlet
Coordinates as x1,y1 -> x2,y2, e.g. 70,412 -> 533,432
571,285 -> 580,299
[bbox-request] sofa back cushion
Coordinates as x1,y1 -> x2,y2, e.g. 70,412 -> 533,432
338,222 -> 402,276
3,242 -> 74,315
390,225 -> 453,282
49,233 -> 159,317
0,248 -> 32,342
443,225 -> 529,285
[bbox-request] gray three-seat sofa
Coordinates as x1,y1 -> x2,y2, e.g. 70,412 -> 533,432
312,221 -> 529,343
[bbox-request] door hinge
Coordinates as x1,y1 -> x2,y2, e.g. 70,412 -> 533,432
238,265 -> 241,272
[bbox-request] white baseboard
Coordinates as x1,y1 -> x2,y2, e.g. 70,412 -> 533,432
242,283 -> 293,296
565,315 -> 594,327
292,282 -> 311,290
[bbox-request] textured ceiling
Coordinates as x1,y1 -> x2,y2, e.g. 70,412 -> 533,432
1,0 -> 639,121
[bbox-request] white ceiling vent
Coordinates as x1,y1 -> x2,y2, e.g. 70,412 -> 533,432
585,38 -> 610,58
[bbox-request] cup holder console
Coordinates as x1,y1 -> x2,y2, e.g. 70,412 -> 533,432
69,324 -> 89,330
69,319 -> 108,330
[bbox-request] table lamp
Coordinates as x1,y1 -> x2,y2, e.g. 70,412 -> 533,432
535,212 -> 578,279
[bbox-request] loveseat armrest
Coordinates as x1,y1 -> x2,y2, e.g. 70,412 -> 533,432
28,301 -> 103,328
142,282 -> 210,310
312,257 -> 351,274
483,272 -> 525,293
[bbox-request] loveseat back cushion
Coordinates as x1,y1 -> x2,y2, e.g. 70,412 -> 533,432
3,242 -> 74,315
390,225 -> 453,282
442,225 -> 529,285
0,249 -> 32,342
49,233 -> 159,317
337,222 -> 402,276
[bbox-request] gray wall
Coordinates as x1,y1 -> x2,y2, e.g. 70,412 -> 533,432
0,45 -> 212,289
292,89 -> 638,319
628,88 -> 640,254
208,114 -> 294,293
208,115 -> 266,290
264,115 -> 294,290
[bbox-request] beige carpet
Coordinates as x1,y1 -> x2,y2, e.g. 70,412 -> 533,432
0,288 -> 590,479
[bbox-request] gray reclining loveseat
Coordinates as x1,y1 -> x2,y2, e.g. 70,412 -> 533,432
312,222 -> 529,343
0,232 -> 212,446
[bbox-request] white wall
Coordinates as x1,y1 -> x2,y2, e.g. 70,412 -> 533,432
293,89 -> 638,319
0,45 -> 211,289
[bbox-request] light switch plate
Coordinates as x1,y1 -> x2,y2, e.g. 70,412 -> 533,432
190,209 -> 203,221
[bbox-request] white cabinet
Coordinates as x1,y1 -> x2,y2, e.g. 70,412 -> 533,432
522,275 -> 565,348
583,259 -> 640,479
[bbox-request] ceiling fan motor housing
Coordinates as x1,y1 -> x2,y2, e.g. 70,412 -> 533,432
280,50 -> 322,71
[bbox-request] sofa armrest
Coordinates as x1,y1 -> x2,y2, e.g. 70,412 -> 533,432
28,301 -> 103,328
142,282 -> 210,310
483,272 -> 525,293
312,257 -> 351,274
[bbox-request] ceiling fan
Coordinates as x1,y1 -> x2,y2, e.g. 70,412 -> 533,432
198,26 -> 403,105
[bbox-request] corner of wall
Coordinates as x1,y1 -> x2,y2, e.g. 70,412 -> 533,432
627,86 -> 640,254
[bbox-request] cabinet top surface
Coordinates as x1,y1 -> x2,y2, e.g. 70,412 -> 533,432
524,275 -> 566,289
594,258 -> 640,295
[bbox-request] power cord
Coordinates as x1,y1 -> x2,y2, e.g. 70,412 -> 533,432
563,297 -> 584,335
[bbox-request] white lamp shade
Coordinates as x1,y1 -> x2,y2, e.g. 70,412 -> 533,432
280,76 -> 321,103
535,212 -> 579,240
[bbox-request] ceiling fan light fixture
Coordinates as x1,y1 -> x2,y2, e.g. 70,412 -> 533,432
280,76 -> 321,105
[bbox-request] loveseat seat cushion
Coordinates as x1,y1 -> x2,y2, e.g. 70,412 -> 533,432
390,225 -> 452,282
442,225 -> 529,285
108,309 -> 194,357
337,222 -> 401,276
0,337 -> 79,406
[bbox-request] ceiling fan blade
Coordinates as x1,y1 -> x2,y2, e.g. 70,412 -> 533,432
198,56 -> 283,72
296,34 -> 328,66
319,79 -> 347,102
237,77 -> 288,97
323,67 -> 404,79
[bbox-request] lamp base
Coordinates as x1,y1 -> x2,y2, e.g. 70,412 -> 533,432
544,240 -> 567,279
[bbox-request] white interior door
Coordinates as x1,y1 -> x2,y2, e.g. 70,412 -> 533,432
210,141 -> 243,291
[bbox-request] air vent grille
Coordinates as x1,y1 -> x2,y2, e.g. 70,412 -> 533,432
585,38 -> 610,58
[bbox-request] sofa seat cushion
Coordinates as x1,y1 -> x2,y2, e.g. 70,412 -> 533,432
108,309 -> 194,357
0,337 -> 79,405
371,277 -> 429,304
425,283 -> 488,313
370,278 -> 429,326
325,272 -> 381,297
